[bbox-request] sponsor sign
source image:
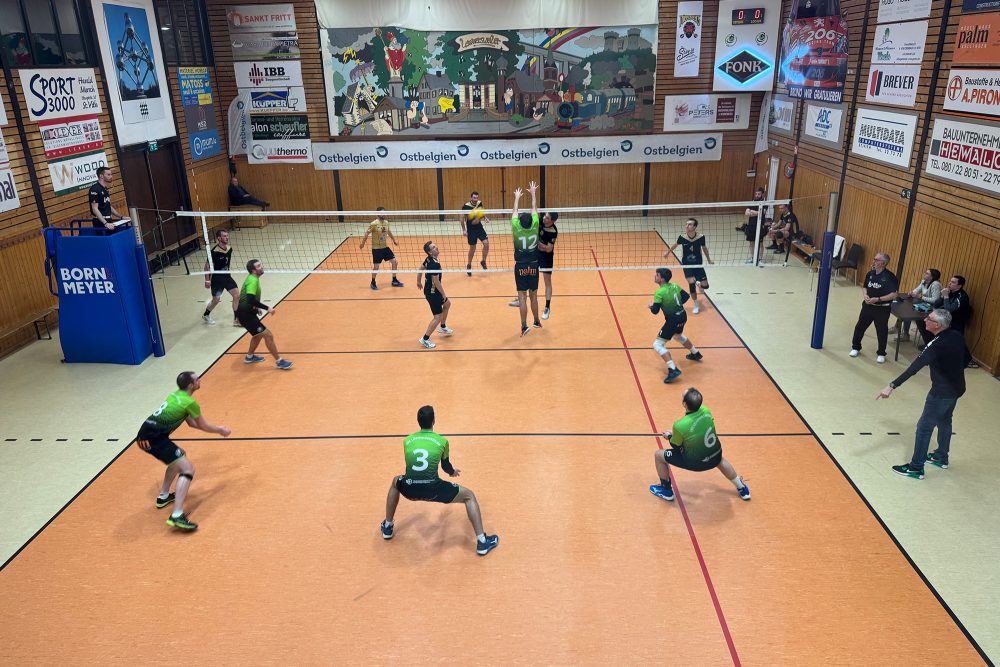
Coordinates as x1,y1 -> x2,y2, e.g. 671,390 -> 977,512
926,117 -> 1000,193
235,61 -> 303,88
17,68 -> 102,122
226,4 -> 296,33
674,2 -> 704,78
38,115 -> 104,159
802,102 -> 846,148
0,96 -> 7,125
47,150 -> 109,196
851,106 -> 918,167
866,64 -> 921,106
249,138 -> 312,164
768,95 -> 796,136
755,92 -> 771,154
872,21 -> 928,65
714,0 -> 782,92
313,135 -> 724,171
0,135 -> 8,164
184,105 -> 217,134
955,12 -> 1000,64
178,67 -> 213,106
231,32 -> 300,61
964,1 -> 1000,13
248,88 -> 307,113
250,113 -> 310,140
944,67 -> 1000,117
663,93 -> 751,131
878,0 -> 933,22
0,168 -> 19,213
189,130 -> 222,160
58,265 -> 117,296
781,9 -> 850,104
227,91 -> 251,157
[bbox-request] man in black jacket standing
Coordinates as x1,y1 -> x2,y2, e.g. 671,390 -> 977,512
876,309 -> 966,479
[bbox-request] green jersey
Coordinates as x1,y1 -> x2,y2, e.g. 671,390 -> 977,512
511,213 -> 540,263
143,389 -> 201,436
238,274 -> 261,313
403,429 -> 450,481
669,406 -> 720,462
653,282 -> 686,319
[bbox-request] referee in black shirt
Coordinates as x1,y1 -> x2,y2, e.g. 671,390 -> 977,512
89,166 -> 127,232
877,308 -> 966,479
850,252 -> 898,363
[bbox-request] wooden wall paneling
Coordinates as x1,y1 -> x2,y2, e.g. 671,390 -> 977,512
648,154 -> 757,205
836,183 -> 909,283
440,167 -> 541,214
783,167 -> 841,244
0,233 -> 57,356
544,163 -> 645,208
338,168 -> 437,213
0,70 -> 42,240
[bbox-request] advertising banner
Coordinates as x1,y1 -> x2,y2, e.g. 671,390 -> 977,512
802,102 -> 846,148
38,115 -> 104,159
249,138 -> 312,164
871,21 -> 928,65
866,64 -> 921,106
0,134 -> 8,164
944,67 -> 1000,117
250,113 -> 310,140
780,4 -> 849,103
17,68 -> 102,122
768,95 -> 796,136
964,1 -> 1000,13
877,0 -> 933,22
0,168 -> 19,213
226,4 -> 296,33
714,0 -> 782,92
249,88 -> 308,113
231,32 -> 300,60
313,134 -> 724,171
178,67 -> 213,106
235,61 -> 303,88
851,106 -> 917,167
0,95 -> 7,125
925,117 -> 1000,194
755,92 -> 771,154
955,12 -> 1000,64
47,150 -> 109,196
674,2 -> 703,78
662,93 -> 751,131
227,91 -> 252,157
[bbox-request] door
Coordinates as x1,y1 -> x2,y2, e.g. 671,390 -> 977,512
119,141 -> 192,255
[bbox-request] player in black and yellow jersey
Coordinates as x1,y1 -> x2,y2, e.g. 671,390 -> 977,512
460,190 -> 491,276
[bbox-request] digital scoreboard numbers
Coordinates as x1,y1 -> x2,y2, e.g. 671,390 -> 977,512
732,8 -> 766,25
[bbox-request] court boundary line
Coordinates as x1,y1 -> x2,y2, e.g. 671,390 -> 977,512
219,345 -> 748,355
590,247 -> 742,667
172,432 -> 813,442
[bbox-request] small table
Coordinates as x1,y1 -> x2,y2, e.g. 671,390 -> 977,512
891,298 -> 928,361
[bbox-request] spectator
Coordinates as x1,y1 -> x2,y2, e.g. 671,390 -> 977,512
742,187 -> 767,264
876,308 -> 966,480
228,176 -> 269,209
904,268 -> 941,342
933,275 -> 975,367
850,252 -> 898,364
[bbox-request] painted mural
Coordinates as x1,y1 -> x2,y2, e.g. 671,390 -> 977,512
321,26 -> 657,136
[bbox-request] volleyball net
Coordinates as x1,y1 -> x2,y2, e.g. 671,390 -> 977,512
179,199 -> 793,276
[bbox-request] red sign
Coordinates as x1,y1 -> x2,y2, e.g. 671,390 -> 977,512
955,12 -> 1000,64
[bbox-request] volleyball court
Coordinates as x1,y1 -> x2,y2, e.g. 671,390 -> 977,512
0,199 -> 984,664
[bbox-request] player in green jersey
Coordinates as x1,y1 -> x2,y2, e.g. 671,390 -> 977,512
649,388 -> 750,502
135,371 -> 231,530
380,406 -> 499,556
650,268 -> 702,384
511,181 -> 542,336
236,259 -> 293,370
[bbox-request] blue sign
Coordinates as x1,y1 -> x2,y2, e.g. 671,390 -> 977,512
178,67 -> 213,107
963,0 -> 1000,12
189,130 -> 222,160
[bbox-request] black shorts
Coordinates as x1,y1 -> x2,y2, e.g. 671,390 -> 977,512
538,252 -> 554,271
514,262 -> 539,292
745,220 -> 768,242
136,426 -> 186,465
237,309 -> 267,335
372,247 -> 395,264
395,475 -> 460,503
682,267 -> 707,283
660,447 -> 722,472
425,292 -> 445,315
466,224 -> 488,245
658,315 -> 687,340
210,274 -> 239,296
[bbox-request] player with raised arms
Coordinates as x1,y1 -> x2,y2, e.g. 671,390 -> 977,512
511,181 -> 542,336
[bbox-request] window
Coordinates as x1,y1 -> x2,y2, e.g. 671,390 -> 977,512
0,0 -> 90,67
154,0 -> 211,66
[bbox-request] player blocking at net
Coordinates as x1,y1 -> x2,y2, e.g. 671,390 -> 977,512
664,218 -> 713,314
380,405 -> 499,556
650,268 -> 702,383
512,181 -> 543,336
649,387 -> 750,502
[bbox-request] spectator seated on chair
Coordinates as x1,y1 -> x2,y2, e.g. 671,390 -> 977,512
900,268 -> 941,342
766,203 -> 797,253
228,176 -> 269,210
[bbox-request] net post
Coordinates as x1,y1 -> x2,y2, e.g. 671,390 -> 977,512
753,203 -> 764,265
811,192 -> 839,349
201,213 -> 214,274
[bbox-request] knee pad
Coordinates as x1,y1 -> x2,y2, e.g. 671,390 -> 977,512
179,472 -> 194,481
676,335 -> 689,345
653,339 -> 668,356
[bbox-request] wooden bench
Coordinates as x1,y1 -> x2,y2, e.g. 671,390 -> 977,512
228,204 -> 268,229
791,240 -> 820,268
0,308 -> 56,356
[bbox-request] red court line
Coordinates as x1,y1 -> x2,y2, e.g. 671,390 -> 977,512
589,248 -> 741,667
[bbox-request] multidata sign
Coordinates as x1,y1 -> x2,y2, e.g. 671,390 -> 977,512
925,117 -> 1000,194
944,68 -> 1000,117
713,0 -> 781,92
850,106 -> 917,168
871,21 -> 928,65
877,0 -> 933,22
17,68 -> 102,122
313,135 -> 724,170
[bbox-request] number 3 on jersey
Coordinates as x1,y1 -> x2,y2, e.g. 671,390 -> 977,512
410,448 -> 430,471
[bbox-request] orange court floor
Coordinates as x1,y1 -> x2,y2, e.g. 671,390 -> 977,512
0,237 -> 987,665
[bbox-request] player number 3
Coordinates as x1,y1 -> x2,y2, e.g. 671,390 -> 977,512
411,448 -> 430,471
